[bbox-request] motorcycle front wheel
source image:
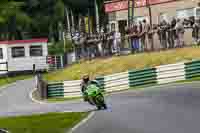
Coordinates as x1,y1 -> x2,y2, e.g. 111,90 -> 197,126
95,94 -> 107,110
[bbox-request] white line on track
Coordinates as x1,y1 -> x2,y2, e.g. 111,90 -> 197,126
69,112 -> 95,133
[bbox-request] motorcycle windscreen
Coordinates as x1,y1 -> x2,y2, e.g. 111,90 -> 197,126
86,84 -> 100,97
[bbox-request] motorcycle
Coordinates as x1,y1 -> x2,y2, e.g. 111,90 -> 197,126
84,80 -> 107,110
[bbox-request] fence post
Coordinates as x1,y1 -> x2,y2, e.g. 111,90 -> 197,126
35,73 -> 48,100
54,56 -> 57,69
60,55 -> 64,68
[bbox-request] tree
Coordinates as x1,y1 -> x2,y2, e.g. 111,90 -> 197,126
24,0 -> 65,40
0,0 -> 31,40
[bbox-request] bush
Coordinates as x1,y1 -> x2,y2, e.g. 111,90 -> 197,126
48,40 -> 74,55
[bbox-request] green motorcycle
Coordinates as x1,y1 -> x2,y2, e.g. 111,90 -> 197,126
84,80 -> 107,110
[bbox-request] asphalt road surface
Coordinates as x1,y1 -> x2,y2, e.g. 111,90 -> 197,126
0,79 -> 94,117
73,82 -> 200,133
0,79 -> 200,133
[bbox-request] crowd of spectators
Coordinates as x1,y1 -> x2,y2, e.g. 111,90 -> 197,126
72,17 -> 200,59
123,17 -> 200,53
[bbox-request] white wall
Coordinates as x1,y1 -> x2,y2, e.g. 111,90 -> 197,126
67,52 -> 76,65
0,44 -> 8,61
109,21 -> 118,32
116,10 -> 128,21
0,45 -> 8,74
7,42 -> 48,72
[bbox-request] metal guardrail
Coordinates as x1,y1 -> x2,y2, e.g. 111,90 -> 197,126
185,60 -> 200,79
45,60 -> 200,98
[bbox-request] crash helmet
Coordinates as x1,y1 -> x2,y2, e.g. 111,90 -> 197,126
82,74 -> 90,83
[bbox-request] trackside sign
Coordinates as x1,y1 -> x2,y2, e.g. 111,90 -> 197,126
105,0 -> 175,13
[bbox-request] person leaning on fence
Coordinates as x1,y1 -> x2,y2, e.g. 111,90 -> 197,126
175,19 -> 185,48
192,19 -> 200,45
112,30 -> 121,56
167,22 -> 173,49
160,20 -> 168,50
129,23 -> 140,53
138,21 -> 143,52
197,19 -> 200,45
140,19 -> 149,52
171,17 -> 177,48
147,24 -> 154,51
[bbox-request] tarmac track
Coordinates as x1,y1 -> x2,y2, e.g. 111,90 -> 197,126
1,79 -> 200,133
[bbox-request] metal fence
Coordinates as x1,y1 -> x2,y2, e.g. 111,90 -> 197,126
47,55 -> 64,71
47,52 -> 76,71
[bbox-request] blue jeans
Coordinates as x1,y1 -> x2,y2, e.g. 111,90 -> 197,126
131,39 -> 139,52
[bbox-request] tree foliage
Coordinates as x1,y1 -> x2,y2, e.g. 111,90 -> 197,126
48,40 -> 74,55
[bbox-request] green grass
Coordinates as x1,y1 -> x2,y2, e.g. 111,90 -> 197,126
0,112 -> 88,133
44,47 -> 200,82
0,75 -> 32,88
176,77 -> 200,83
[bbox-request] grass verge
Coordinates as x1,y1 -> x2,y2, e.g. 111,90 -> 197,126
44,47 -> 200,81
176,77 -> 200,83
0,112 -> 88,133
0,75 -> 32,89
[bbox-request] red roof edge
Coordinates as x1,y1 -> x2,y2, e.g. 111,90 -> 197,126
0,38 -> 48,45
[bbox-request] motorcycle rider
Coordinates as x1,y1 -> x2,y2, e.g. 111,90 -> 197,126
81,74 -> 107,109
81,74 -> 90,102
80,74 -> 103,104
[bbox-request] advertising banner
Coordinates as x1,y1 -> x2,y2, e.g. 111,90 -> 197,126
105,0 -> 175,13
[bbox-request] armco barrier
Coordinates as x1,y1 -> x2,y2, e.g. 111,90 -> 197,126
185,60 -> 200,79
156,62 -> 186,84
47,82 -> 64,97
46,60 -> 200,98
129,68 -> 157,87
104,72 -> 129,92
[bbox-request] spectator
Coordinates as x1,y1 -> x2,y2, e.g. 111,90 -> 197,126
141,19 -> 149,51
157,25 -> 162,50
124,26 -> 130,49
138,21 -> 143,51
116,30 -> 121,55
148,24 -> 154,51
112,30 -> 121,55
153,24 -> 161,51
167,21 -> 173,49
171,17 -> 177,48
160,20 -> 168,49
107,31 -> 113,55
193,19 -> 200,45
130,23 -> 140,53
175,19 -> 185,48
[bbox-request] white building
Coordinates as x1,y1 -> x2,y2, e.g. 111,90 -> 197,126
0,38 -> 48,75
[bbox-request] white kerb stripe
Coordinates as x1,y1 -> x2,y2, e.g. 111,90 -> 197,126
105,80 -> 129,88
156,65 -> 185,72
104,74 -> 128,82
157,76 -> 185,84
104,78 -> 129,84
157,71 -> 185,79
105,71 -> 128,78
156,69 -> 185,76
156,62 -> 185,69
